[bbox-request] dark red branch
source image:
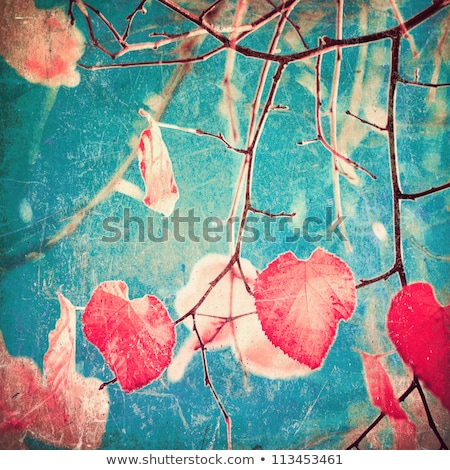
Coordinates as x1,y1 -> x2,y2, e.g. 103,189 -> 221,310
400,181 -> 450,199
397,77 -> 450,88
345,110 -> 387,132
414,375 -> 449,449
386,34 -> 407,287
123,0 -> 148,41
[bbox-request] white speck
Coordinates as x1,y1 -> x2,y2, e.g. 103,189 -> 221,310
19,199 -> 33,223
372,222 -> 388,241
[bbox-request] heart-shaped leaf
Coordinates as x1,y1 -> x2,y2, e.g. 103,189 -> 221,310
83,281 -> 176,393
168,254 -> 310,382
254,249 -> 356,369
387,282 -> 450,410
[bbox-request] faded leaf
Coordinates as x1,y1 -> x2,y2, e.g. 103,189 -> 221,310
254,249 -> 356,369
387,282 -> 450,411
137,109 -> 179,216
83,281 -> 176,393
0,0 -> 85,88
0,293 -> 109,449
0,332 -> 46,449
358,350 -> 417,449
168,254 -> 311,382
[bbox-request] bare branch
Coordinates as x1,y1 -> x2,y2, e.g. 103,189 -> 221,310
397,77 -> 450,88
314,52 -> 377,180
345,110 -> 387,132
400,181 -> 450,200
249,206 -> 296,218
414,376 -> 449,449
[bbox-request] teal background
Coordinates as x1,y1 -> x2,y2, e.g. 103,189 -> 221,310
1,0 -> 449,449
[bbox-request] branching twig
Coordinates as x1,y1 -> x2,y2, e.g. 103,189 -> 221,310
191,314 -> 232,449
397,77 -> 450,88
414,376 -> 449,449
328,0 -> 352,253
123,0 -> 148,41
33,0 -> 450,450
314,50 -> 377,180
386,34 -> 407,287
266,0 -> 309,49
389,0 -> 419,56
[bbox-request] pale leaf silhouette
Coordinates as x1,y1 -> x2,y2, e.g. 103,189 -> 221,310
137,109 -> 179,217
0,293 -> 109,449
0,0 -> 85,88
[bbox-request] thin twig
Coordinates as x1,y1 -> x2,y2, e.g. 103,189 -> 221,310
78,46 -> 225,69
249,207 -> 296,218
345,110 -> 387,132
356,265 -> 399,289
414,375 -> 449,449
397,77 -> 450,88
428,18 -> 449,102
389,0 -> 419,56
123,0 -> 148,41
226,2 -> 298,251
221,0 -> 248,145
195,130 -> 247,154
192,314 -> 232,449
114,29 -> 208,57
329,0 -> 352,253
314,51 -> 377,180
266,0 -> 309,49
400,181 -> 450,200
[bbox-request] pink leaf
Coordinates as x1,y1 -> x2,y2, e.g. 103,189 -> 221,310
44,292 -> 77,395
38,293 -> 109,449
390,417 -> 417,450
0,332 -> 46,448
387,282 -> 450,410
82,281 -> 176,393
358,351 -> 407,419
0,294 -> 109,449
254,249 -> 356,369
358,350 -> 417,449
137,109 -> 179,216
168,254 -> 311,382
0,0 -> 85,88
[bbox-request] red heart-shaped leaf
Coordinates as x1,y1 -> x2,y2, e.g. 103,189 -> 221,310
83,281 -> 176,393
254,249 -> 356,369
387,282 -> 450,410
